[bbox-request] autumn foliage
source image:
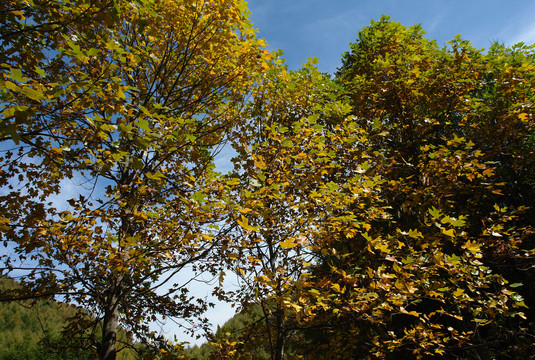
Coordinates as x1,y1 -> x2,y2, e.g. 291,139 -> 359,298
1,2 -> 534,359
1,0 -> 267,359
211,16 -> 535,360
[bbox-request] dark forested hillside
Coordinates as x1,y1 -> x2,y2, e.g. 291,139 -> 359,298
185,305 -> 269,360
0,278 -> 136,360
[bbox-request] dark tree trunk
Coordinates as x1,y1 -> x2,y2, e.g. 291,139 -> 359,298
99,284 -> 120,360
273,306 -> 285,360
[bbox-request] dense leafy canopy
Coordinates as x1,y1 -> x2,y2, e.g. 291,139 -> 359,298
1,0 -> 267,359
207,16 -> 535,360
324,17 -> 535,359
1,3 -> 534,360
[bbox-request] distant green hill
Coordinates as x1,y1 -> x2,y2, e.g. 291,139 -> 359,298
0,277 -> 136,360
185,305 -> 269,360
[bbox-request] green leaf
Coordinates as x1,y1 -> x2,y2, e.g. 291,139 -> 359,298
4,80 -> 21,92
34,66 -> 45,77
20,86 -> 46,101
87,48 -> 100,57
118,123 -> 135,134
10,68 -> 26,83
106,40 -> 120,51
190,190 -> 207,203
428,206 -> 441,219
131,157 -> 144,170
135,137 -> 150,150
137,118 -> 150,132
282,138 -> 293,147
450,217 -> 466,227
100,123 -> 117,132
146,171 -> 165,181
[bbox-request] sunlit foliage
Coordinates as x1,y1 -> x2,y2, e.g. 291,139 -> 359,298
1,1 -> 267,359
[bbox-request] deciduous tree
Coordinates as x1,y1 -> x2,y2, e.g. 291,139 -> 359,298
212,16 -> 535,360
211,54 -> 387,359
0,1 -> 267,359
293,16 -> 535,359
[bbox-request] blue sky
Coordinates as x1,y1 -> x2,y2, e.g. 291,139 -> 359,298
247,0 -> 535,74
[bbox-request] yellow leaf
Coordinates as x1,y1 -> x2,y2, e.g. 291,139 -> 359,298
432,253 -> 444,265
284,301 -> 302,312
0,218 -> 10,232
408,229 -> 423,238
280,238 -> 298,249
11,10 -> 25,19
464,240 -> 480,252
133,210 -> 148,221
473,150 -> 483,157
518,113 -> 529,122
237,215 -> 257,231
116,87 -> 126,100
441,228 -> 455,237
226,177 -> 240,186
375,242 -> 390,253
201,234 -> 214,241
4,80 -> 21,92
253,155 -> 266,169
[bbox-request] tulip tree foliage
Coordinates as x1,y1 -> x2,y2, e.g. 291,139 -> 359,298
0,0 -> 267,359
212,59 -> 387,359
294,18 -> 535,359
2,3 -> 535,359
210,17 -> 535,360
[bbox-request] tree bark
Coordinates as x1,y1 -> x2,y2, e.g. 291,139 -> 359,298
99,283 -> 120,360
273,305 -> 285,360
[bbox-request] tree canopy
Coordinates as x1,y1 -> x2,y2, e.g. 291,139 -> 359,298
297,16 -> 535,359
1,4 -> 534,360
1,0 -> 267,359
207,16 -> 535,360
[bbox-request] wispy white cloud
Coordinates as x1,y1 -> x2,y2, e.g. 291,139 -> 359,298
425,13 -> 446,35
504,22 -> 535,46
489,2 -> 535,46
